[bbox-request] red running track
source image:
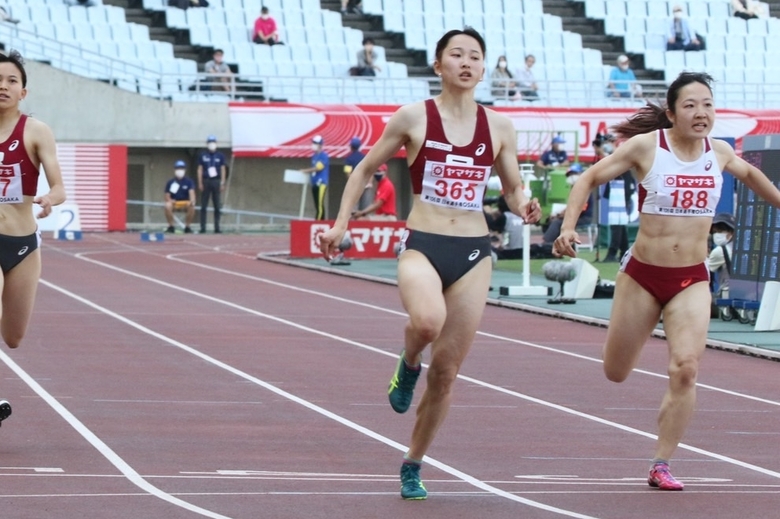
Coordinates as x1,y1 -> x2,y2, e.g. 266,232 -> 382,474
0,233 -> 778,519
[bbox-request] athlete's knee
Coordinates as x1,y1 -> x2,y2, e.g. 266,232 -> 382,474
603,363 -> 630,383
425,361 -> 458,395
407,314 -> 444,344
668,356 -> 699,389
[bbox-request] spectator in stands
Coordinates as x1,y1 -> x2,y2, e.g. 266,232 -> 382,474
536,135 -> 570,171
667,5 -> 702,51
731,0 -> 763,19
352,164 -> 397,221
300,135 -> 329,220
252,6 -> 283,46
167,0 -> 209,8
344,136 -> 372,212
607,55 -> 642,99
164,160 -> 196,234
340,0 -> 363,15
592,132 -> 615,164
203,49 -> 232,93
516,54 -> 539,100
197,135 -> 227,233
489,55 -> 520,101
351,37 -> 381,77
64,0 -> 97,6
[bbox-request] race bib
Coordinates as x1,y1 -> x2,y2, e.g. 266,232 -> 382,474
208,166 -> 218,178
0,164 -> 23,204
652,173 -> 721,216
420,159 -> 490,211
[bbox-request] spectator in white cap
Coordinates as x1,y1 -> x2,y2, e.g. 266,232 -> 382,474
607,55 -> 642,99
300,135 -> 330,220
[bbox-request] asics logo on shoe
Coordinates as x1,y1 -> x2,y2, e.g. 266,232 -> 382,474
468,249 -> 481,261
17,246 -> 28,256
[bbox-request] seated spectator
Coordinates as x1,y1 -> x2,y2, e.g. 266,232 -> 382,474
516,54 -> 539,100
709,213 -> 735,298
340,0 -> 362,15
203,49 -> 232,92
64,0 -> 97,6
667,5 -> 702,51
350,37 -> 381,77
490,55 -> 520,100
164,160 -> 196,234
536,135 -> 570,171
606,55 -> 642,99
352,164 -> 396,220
483,195 -> 525,260
253,6 -> 283,45
731,0 -> 763,19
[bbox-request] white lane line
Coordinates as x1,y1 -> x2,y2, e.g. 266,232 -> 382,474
165,252 -> 780,409
0,348 -> 232,519
60,255 -> 780,483
38,278 -> 598,519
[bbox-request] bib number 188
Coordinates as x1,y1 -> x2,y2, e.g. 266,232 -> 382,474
671,189 -> 708,209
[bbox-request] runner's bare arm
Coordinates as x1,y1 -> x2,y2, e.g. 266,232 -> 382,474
716,139 -> 780,209
490,112 -> 540,223
31,120 -> 65,218
319,103 -> 418,259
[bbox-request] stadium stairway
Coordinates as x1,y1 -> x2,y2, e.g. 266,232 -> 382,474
541,0 -> 664,95
320,0 -> 434,78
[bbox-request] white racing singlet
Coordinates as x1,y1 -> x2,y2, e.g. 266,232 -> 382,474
638,129 -> 722,217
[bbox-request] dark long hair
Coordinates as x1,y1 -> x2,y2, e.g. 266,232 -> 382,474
434,27 -> 486,63
611,72 -> 714,139
0,50 -> 26,87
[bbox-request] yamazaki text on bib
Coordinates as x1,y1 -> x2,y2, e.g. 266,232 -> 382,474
420,161 -> 491,211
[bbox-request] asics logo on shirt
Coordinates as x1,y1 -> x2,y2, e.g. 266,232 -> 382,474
8,140 -> 18,151
475,143 -> 486,156
705,160 -> 713,171
468,249 -> 481,261
17,246 -> 28,256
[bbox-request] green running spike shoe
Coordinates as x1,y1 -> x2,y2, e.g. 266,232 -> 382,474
400,462 -> 427,500
388,352 -> 421,413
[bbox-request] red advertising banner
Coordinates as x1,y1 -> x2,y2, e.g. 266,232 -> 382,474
290,219 -> 406,259
229,102 -> 780,160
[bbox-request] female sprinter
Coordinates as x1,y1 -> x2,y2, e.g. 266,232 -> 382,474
0,51 -> 66,426
553,72 -> 780,490
319,28 -> 540,500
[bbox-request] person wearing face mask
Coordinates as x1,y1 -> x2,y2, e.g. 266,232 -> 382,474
197,135 -> 227,233
667,5 -> 702,51
352,164 -> 397,220
489,55 -> 519,100
252,6 -> 283,45
607,55 -> 641,99
300,135 -> 330,220
164,160 -> 196,234
708,213 -> 735,300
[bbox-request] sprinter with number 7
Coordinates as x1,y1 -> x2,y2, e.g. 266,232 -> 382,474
0,51 -> 66,428
553,72 -> 780,490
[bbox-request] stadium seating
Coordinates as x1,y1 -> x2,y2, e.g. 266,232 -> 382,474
1,0 -> 777,107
